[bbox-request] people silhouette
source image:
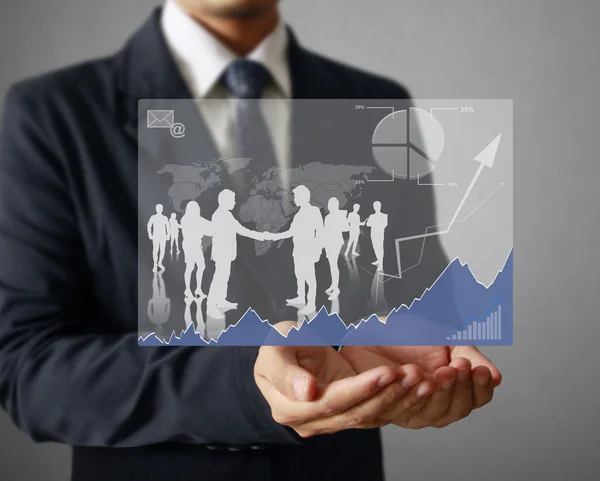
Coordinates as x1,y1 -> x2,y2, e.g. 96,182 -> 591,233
147,270 -> 170,338
366,201 -> 388,272
169,213 -> 181,257
147,204 -> 170,272
344,203 -> 365,257
270,185 -> 324,315
322,197 -> 349,300
180,201 -> 213,299
207,189 -> 267,319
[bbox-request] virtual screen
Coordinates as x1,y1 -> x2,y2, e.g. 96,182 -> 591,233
137,99 -> 513,346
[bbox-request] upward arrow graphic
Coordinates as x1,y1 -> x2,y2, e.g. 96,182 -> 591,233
474,133 -> 502,168
446,133 -> 502,230
383,133 -> 504,280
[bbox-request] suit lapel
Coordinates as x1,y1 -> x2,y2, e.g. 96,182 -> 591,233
117,10 -> 341,317
116,13 -> 336,178
116,9 -> 219,161
286,29 -> 342,169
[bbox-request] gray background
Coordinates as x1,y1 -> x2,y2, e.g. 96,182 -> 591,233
0,0 -> 599,479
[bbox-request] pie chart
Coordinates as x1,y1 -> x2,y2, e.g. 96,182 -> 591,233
371,108 -> 445,180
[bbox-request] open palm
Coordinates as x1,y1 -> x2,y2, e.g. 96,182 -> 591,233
257,322 -> 440,436
340,345 -> 502,429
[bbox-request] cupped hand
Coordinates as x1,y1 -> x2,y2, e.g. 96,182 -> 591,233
340,345 -> 502,429
254,322 -> 436,437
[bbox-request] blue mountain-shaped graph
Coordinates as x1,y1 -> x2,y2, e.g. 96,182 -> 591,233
139,249 -> 513,346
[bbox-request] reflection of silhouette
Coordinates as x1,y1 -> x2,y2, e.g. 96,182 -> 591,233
322,198 -> 349,300
345,203 -> 365,257
207,189 -> 267,319
271,185 -> 323,315
367,271 -> 388,314
205,309 -> 228,341
147,204 -> 170,272
330,296 -> 340,316
366,201 -> 388,272
169,213 -> 181,257
147,270 -> 170,337
345,253 -> 360,290
184,297 -> 206,337
181,201 -> 213,299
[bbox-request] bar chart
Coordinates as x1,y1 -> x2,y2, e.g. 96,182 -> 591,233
446,304 -> 502,341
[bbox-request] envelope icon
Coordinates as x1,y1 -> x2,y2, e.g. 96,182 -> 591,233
147,110 -> 175,128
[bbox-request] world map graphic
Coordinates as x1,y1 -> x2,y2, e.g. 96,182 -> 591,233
158,161 -> 376,255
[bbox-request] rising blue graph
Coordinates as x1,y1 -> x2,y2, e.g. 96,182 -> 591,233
138,249 -> 513,346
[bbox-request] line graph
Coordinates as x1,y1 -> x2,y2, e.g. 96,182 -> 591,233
374,133 -> 503,281
388,181 -> 505,279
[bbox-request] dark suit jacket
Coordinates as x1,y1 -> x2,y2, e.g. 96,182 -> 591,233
0,9 -> 436,481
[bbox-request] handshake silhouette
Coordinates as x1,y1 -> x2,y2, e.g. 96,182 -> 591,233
256,231 -> 283,242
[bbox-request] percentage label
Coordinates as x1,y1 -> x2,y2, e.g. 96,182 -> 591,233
355,179 -> 366,185
460,106 -> 475,113
355,105 -> 365,110
449,182 -> 458,187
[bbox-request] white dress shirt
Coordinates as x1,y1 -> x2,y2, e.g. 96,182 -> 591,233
161,0 -> 292,175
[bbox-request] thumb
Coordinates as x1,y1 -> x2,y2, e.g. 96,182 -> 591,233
256,346 -> 317,401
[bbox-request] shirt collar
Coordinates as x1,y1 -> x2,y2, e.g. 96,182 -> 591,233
161,0 -> 290,98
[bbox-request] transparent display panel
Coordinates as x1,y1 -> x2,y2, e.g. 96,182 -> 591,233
138,99 -> 513,346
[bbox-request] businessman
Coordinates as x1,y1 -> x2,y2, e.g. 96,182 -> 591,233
180,200 -> 212,299
147,203 -> 171,272
270,185 -> 324,315
0,1 -> 501,481
367,201 -> 388,272
169,212 -> 181,256
345,203 -> 364,257
207,189 -> 267,318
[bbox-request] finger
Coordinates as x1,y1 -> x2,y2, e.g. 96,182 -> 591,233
260,363 -> 399,428
297,366 -> 428,436
396,367 -> 455,429
311,365 -> 399,417
379,365 -> 435,424
434,358 -> 474,427
255,346 -> 317,401
385,378 -> 438,429
434,365 -> 459,391
453,347 -> 502,387
472,365 -> 494,408
407,367 -> 457,429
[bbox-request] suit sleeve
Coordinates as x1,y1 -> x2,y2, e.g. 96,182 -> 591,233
0,84 -> 301,447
